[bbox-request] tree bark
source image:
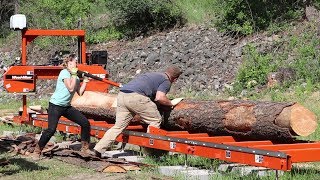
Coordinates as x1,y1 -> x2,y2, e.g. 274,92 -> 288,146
71,91 -> 318,143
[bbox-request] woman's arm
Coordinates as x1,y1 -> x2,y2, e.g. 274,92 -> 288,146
64,77 -> 77,92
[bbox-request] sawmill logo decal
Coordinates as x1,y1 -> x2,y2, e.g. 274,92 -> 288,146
12,75 -> 33,80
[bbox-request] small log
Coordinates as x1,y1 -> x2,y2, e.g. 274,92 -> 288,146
103,165 -> 127,173
71,91 -> 318,142
121,165 -> 141,171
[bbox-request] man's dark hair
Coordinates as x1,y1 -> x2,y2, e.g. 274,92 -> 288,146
165,65 -> 182,79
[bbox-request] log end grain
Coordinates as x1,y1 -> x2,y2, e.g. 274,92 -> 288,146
290,103 -> 318,136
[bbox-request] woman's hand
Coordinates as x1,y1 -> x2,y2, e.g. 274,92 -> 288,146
70,67 -> 78,78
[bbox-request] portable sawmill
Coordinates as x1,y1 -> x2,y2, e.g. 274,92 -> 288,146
3,14 -> 320,173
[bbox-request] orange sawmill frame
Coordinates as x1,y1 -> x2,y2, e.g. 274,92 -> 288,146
20,114 -> 320,171
3,29 -> 320,172
4,29 -> 119,122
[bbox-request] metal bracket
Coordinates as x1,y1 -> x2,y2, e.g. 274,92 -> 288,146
170,142 -> 176,149
226,150 -> 231,158
255,154 -> 264,163
149,139 -> 154,145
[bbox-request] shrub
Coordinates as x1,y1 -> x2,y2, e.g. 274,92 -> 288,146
18,0 -> 113,46
0,1 -> 15,38
233,44 -> 276,92
212,0 -> 304,36
105,0 -> 184,38
232,22 -> 320,95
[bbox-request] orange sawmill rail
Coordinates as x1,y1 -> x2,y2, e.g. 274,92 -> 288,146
12,113 -> 320,171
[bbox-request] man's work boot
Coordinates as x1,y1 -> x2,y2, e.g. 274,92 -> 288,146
94,150 -> 102,158
30,144 -> 43,161
79,141 -> 95,157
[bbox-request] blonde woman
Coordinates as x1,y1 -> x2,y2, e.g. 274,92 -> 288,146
33,54 -> 91,158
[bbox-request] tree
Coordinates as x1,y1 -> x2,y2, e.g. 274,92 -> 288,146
0,0 -> 16,38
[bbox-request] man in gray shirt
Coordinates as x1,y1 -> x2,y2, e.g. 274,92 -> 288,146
94,65 -> 182,156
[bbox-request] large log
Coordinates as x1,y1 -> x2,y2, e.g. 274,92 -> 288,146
71,91 -> 318,142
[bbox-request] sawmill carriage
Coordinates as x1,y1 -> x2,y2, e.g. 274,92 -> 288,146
3,14 -> 320,176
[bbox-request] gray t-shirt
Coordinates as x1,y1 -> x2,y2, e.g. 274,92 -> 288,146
120,72 -> 171,100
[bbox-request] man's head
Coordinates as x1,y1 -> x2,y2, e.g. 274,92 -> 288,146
165,65 -> 182,83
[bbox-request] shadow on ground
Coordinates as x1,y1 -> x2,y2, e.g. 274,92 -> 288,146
290,166 -> 320,176
0,157 -> 48,175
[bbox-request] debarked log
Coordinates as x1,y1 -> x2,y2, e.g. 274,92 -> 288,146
71,91 -> 318,142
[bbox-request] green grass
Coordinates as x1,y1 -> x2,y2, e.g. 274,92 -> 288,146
0,123 -> 42,135
143,154 -> 216,169
143,153 -> 320,180
0,157 -> 93,180
0,93 -> 49,111
175,0 -> 215,24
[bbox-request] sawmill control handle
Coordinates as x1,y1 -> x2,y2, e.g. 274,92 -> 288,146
77,70 -> 121,87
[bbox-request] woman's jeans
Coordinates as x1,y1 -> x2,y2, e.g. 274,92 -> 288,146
38,102 -> 90,148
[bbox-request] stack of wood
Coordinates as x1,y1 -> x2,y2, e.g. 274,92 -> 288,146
0,132 -> 54,155
72,91 -> 318,143
0,131 -> 143,173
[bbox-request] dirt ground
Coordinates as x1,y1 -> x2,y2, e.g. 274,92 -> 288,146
0,110 -> 171,180
60,172 -> 169,180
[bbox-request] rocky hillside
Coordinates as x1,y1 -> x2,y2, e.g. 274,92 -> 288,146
91,26 -> 243,95
0,25 -> 279,101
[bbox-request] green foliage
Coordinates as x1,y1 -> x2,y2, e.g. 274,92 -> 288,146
105,0 -> 184,37
290,39 -> 320,84
20,0 -> 93,29
17,0 -> 114,46
232,21 -> 320,96
86,27 -> 122,44
212,0 -> 304,36
174,0 -> 215,24
0,1 -> 15,38
233,44 -> 276,92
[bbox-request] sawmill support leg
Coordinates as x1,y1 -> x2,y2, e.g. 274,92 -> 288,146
121,142 -> 126,151
184,154 -> 188,168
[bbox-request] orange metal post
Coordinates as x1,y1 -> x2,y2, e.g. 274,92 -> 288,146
21,31 -> 27,65
21,30 -> 28,121
81,36 -> 86,64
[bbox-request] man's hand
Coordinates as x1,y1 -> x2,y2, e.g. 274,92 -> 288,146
83,76 -> 89,83
82,71 -> 89,83
70,67 -> 78,78
171,98 -> 184,108
111,99 -> 117,108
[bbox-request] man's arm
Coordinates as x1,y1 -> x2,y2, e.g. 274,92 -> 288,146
77,81 -> 87,96
154,91 -> 173,107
